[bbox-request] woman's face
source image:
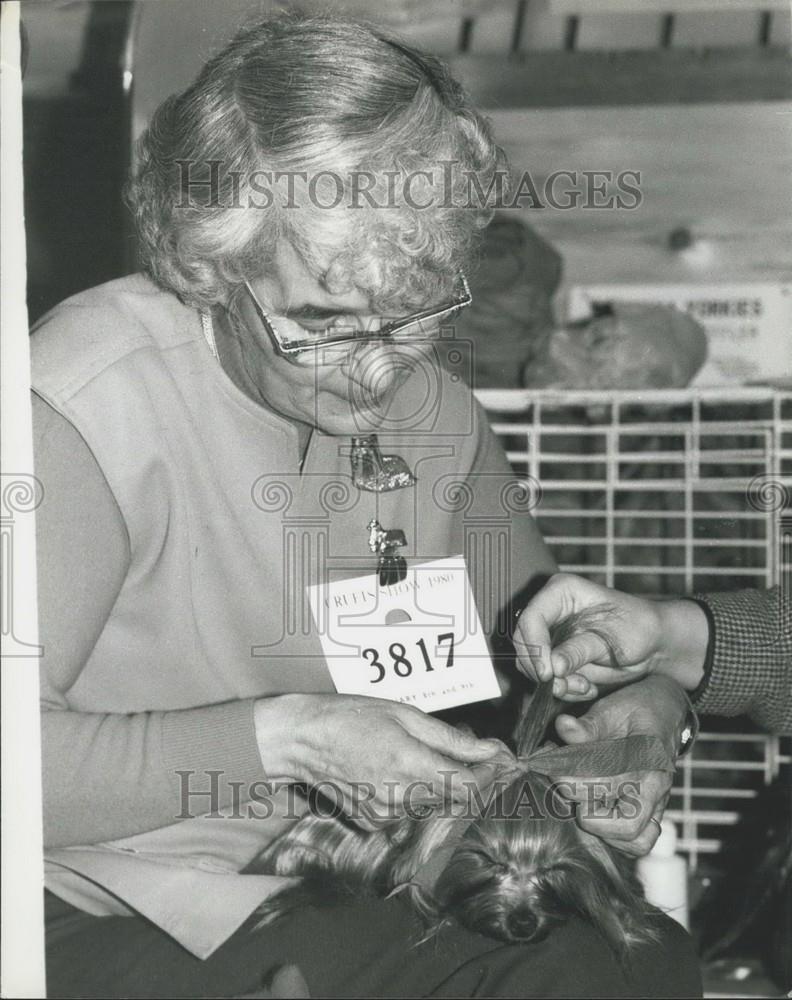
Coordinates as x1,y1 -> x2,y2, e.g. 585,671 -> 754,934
240,240 -> 433,437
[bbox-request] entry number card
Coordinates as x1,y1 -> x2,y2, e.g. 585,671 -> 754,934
306,556 -> 501,712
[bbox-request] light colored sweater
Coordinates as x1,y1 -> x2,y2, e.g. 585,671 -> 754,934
31,273 -> 557,955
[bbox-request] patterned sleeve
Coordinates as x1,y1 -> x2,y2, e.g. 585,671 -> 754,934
689,587 -> 792,735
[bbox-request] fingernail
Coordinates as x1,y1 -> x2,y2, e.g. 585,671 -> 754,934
554,653 -> 569,675
530,653 -> 549,680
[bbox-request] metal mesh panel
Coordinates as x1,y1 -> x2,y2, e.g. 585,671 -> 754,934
477,386 -> 791,868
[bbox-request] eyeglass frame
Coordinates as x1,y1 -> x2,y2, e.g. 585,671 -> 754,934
236,272 -> 473,357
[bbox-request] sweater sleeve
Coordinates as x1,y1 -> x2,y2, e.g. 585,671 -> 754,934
34,394 -> 268,847
689,587 -> 792,735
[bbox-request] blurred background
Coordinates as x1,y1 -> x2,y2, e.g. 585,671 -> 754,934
20,1 -> 792,995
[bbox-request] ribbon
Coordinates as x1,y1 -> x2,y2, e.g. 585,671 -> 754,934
524,733 -> 674,780
409,733 -> 675,892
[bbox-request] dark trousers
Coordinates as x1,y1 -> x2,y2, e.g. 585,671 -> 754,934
45,890 -> 703,999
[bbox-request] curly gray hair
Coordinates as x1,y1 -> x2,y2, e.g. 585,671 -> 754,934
127,12 -> 506,311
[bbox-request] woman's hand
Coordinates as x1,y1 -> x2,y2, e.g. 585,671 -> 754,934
513,572 -> 709,701
254,694 -> 502,831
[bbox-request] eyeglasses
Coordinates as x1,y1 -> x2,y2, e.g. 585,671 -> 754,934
233,272 -> 472,357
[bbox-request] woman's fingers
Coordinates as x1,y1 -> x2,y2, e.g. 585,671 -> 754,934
399,705 -> 503,763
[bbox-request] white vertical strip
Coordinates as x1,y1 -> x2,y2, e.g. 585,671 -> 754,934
605,400 -> 617,588
680,754 -> 697,873
531,396 -> 541,497
770,392 -> 782,588
685,402 -> 699,593
0,4 -> 47,996
764,737 -> 778,784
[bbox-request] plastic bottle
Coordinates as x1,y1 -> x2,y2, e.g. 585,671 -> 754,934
636,818 -> 689,930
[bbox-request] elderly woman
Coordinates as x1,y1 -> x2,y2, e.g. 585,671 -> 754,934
33,13 -> 700,999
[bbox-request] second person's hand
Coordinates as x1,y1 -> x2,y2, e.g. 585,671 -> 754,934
513,572 -> 709,701
552,676 -> 687,857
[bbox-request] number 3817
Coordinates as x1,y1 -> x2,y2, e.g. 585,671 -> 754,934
362,632 -> 455,683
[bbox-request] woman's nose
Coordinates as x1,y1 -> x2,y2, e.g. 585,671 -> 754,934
345,342 -> 420,398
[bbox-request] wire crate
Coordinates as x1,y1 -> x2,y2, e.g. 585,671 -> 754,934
477,386 -> 791,869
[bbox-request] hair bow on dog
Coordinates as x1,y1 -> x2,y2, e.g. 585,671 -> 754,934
521,733 -> 674,780
408,732 -> 675,893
